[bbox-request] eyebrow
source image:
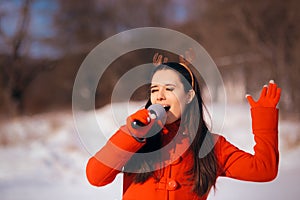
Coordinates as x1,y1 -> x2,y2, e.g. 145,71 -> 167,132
150,83 -> 176,89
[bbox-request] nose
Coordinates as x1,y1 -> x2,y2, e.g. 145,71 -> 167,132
156,89 -> 166,101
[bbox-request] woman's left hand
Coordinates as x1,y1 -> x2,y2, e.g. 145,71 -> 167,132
246,80 -> 281,108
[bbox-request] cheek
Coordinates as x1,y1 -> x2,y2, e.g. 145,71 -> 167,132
172,92 -> 187,106
171,93 -> 187,113
150,94 -> 155,103
173,100 -> 185,115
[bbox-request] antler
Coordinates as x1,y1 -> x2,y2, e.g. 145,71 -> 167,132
179,48 -> 195,66
153,48 -> 195,67
152,53 -> 169,67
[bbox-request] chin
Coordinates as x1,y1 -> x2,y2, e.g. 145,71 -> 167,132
165,117 -> 178,125
165,110 -> 180,124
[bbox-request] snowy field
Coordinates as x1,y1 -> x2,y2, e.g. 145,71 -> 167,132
0,102 -> 299,200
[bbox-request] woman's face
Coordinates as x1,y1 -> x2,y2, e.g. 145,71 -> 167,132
150,69 -> 191,124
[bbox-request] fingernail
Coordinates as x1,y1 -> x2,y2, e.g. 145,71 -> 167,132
245,94 -> 250,98
269,80 -> 274,84
263,84 -> 268,87
147,116 -> 151,123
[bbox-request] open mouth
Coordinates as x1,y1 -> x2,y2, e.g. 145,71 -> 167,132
163,105 -> 171,111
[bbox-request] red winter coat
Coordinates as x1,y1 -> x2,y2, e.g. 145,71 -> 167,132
86,107 -> 279,200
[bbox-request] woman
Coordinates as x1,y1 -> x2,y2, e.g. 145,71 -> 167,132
86,55 -> 281,199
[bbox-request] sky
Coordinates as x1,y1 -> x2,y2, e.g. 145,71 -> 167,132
0,0 -> 58,58
0,0 -> 197,58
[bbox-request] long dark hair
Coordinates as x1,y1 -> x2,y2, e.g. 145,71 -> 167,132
124,62 -> 219,197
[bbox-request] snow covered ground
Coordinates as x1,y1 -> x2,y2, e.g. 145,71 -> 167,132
0,102 -> 299,200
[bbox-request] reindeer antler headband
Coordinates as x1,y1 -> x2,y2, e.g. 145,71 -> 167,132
152,48 -> 195,89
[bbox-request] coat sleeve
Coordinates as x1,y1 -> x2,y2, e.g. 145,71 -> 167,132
86,126 -> 145,186
216,107 -> 279,182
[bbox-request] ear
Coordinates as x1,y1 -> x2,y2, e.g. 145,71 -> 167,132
186,90 -> 195,104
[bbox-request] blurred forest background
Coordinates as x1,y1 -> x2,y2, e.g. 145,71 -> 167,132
0,0 -> 299,120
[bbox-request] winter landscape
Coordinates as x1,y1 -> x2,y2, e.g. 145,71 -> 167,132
1,1 -> 299,200
0,102 -> 299,200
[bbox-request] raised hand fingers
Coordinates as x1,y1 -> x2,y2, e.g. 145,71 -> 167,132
275,87 -> 281,104
246,94 -> 256,107
267,80 -> 281,100
269,80 -> 281,106
246,80 -> 281,108
260,85 -> 268,99
264,80 -> 281,107
267,80 -> 276,98
268,85 -> 274,99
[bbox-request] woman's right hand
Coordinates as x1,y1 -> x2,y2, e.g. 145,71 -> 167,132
126,109 -> 157,140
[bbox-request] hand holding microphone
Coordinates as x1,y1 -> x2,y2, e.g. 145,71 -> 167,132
126,104 -> 167,142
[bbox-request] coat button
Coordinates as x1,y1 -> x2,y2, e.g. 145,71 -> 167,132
167,179 -> 178,190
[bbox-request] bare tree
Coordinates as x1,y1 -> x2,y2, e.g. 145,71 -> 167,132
0,0 -> 56,116
194,0 -> 300,117
52,0 -> 171,55
231,0 -> 300,115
